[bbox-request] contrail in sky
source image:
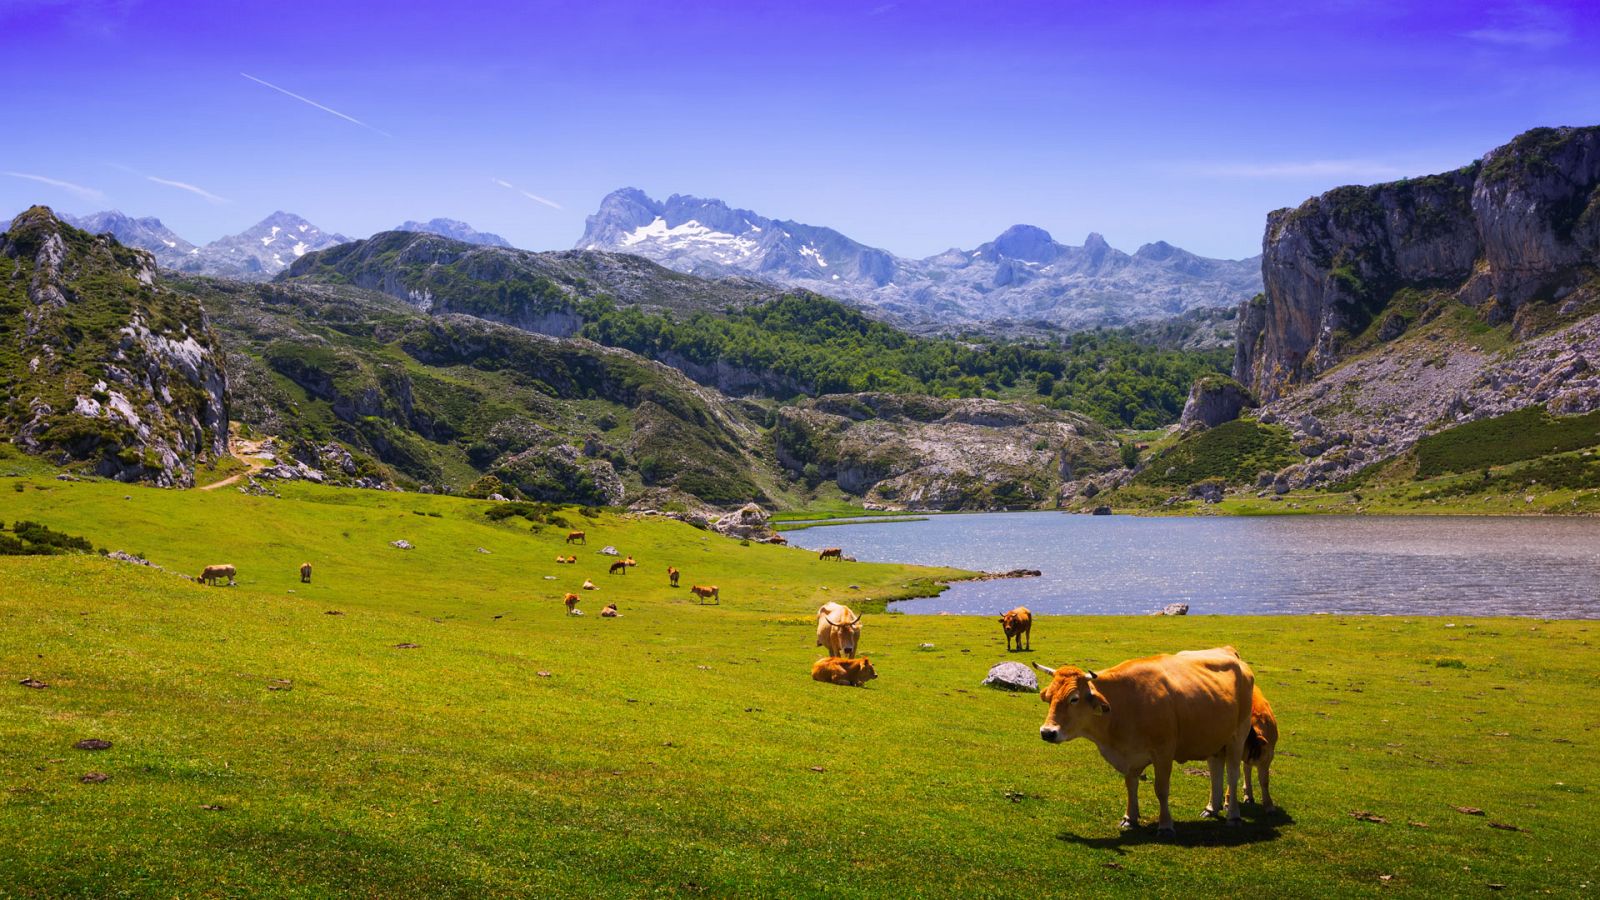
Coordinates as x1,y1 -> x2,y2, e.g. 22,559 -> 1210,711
240,72 -> 392,137
146,175 -> 228,204
3,171 -> 105,202
493,178 -> 562,210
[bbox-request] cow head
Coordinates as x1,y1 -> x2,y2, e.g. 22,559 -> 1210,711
1034,663 -> 1110,743
850,658 -> 878,683
999,611 -> 1021,634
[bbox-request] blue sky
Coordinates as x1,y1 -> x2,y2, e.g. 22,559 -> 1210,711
2,0 -> 1596,258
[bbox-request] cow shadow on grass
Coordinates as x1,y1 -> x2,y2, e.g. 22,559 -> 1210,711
1057,806 -> 1294,851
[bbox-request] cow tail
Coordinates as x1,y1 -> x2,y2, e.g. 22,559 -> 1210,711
1245,724 -> 1267,763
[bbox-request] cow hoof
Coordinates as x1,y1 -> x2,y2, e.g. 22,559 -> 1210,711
1200,806 -> 1218,819
1118,816 -> 1136,831
1157,826 -> 1176,839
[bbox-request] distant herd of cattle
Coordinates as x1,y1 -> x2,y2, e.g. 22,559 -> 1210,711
194,532 -> 1279,834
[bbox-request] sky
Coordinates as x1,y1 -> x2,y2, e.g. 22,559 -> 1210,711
1,0 -> 1597,260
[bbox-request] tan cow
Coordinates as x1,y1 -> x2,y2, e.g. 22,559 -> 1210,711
564,593 -> 581,615
818,547 -> 843,561
999,606 -> 1032,651
812,656 -> 878,687
668,566 -> 680,587
609,560 -> 628,575
816,602 -> 863,658
601,603 -> 620,618
624,556 -> 636,567
582,579 -> 598,591
555,555 -> 569,564
300,562 -> 312,583
690,584 -> 720,604
198,564 -> 236,586
566,531 -> 586,545
1035,646 -> 1255,835
1244,686 -> 1279,812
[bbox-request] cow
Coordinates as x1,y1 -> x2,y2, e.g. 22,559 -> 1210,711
564,593 -> 580,615
812,656 -> 878,687
668,566 -> 680,588
999,606 -> 1032,652
818,547 -> 843,561
624,556 -> 637,567
198,564 -> 236,586
601,603 -> 620,618
609,560 -> 628,575
816,602 -> 862,658
1243,686 -> 1279,813
690,584 -> 720,604
566,531 -> 586,545
582,579 -> 598,591
768,534 -> 788,545
1034,646 -> 1255,836
555,555 -> 568,564
566,555 -> 577,564
300,562 -> 312,584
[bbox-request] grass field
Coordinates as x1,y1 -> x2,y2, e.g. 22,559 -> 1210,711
2,475 -> 1598,896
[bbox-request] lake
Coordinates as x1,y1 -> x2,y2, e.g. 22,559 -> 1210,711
782,512 -> 1600,618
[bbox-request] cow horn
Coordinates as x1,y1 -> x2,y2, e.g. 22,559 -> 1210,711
1032,662 -> 1059,674
1086,670 -> 1098,680
847,612 -> 862,626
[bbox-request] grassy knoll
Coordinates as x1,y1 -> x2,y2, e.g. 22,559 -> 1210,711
2,477 -> 1598,896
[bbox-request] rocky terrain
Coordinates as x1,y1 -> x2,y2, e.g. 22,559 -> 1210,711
0,207 -> 228,486
60,211 -> 197,269
774,393 -> 1121,510
394,218 -> 512,248
576,188 -> 1262,331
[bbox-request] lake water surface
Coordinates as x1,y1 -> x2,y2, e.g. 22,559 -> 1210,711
783,512 -> 1600,618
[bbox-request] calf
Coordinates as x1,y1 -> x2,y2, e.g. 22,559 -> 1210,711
812,656 -> 878,687
1035,646 -> 1255,835
690,584 -> 719,604
999,606 -> 1032,651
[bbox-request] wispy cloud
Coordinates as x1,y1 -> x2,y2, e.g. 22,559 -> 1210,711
3,171 -> 105,202
1462,3 -> 1570,49
145,175 -> 228,204
240,72 -> 392,137
867,3 -> 896,14
493,178 -> 562,210
1178,160 -> 1414,180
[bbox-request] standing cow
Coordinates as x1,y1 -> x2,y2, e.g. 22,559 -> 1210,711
816,602 -> 863,658
668,566 -> 680,588
1244,686 -> 1279,813
1035,646 -> 1255,835
818,547 -> 843,561
999,606 -> 1032,651
609,560 -> 628,575
566,531 -> 586,545
300,562 -> 312,584
690,584 -> 719,604
198,564 -> 236,586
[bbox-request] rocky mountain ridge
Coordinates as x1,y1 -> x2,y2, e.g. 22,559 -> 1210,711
576,188 -> 1263,331
394,218 -> 512,248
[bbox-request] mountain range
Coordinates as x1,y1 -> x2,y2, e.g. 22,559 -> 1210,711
575,188 -> 1263,330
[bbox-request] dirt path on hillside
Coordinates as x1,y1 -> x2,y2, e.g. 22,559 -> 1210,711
198,435 -> 271,491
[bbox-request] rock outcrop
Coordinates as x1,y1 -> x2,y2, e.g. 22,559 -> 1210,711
1236,126 -> 1600,402
1179,375 -> 1252,429
0,207 -> 228,486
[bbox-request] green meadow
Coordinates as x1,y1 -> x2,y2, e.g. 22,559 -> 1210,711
2,476 -> 1597,896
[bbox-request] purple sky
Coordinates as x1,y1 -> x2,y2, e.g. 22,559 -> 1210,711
2,0 -> 1597,258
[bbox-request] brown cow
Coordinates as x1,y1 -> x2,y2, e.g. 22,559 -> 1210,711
566,531 -> 586,545
300,562 -> 312,584
564,593 -> 581,615
198,564 -> 236,586
668,566 -> 680,587
812,656 -> 878,687
1243,686 -> 1279,813
816,602 -> 862,658
818,547 -> 843,561
600,603 -> 620,618
1035,646 -> 1255,835
566,555 -> 577,564
999,606 -> 1032,652
690,584 -> 719,604
609,560 -> 628,575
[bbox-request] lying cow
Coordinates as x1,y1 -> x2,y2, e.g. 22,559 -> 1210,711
581,579 -> 598,591
668,566 -> 680,587
300,562 -> 312,584
812,656 -> 877,687
690,584 -> 719,604
1000,606 -> 1032,651
198,564 -> 236,586
624,556 -> 636,567
816,602 -> 862,658
1035,646 -> 1255,835
818,547 -> 843,561
601,603 -> 620,618
564,593 -> 581,615
609,560 -> 628,575
1244,686 -> 1279,812
566,531 -> 586,545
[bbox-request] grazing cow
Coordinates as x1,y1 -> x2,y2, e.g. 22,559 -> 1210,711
690,584 -> 720,604
564,593 -> 580,615
812,656 -> 878,687
768,534 -> 788,545
1034,646 -> 1255,836
198,564 -> 236,586
816,602 -> 863,658
668,566 -> 680,588
582,579 -> 598,591
300,562 -> 312,584
601,603 -> 620,618
566,531 -> 586,545
818,547 -> 843,561
609,560 -> 628,575
999,607 -> 1032,652
1243,686 -> 1279,812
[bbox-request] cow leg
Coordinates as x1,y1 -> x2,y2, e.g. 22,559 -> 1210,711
1225,740 -> 1243,824
1202,755 -> 1224,818
1153,757 -> 1175,836
1121,769 -> 1141,830
1258,762 -> 1274,813
1243,760 -> 1255,804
